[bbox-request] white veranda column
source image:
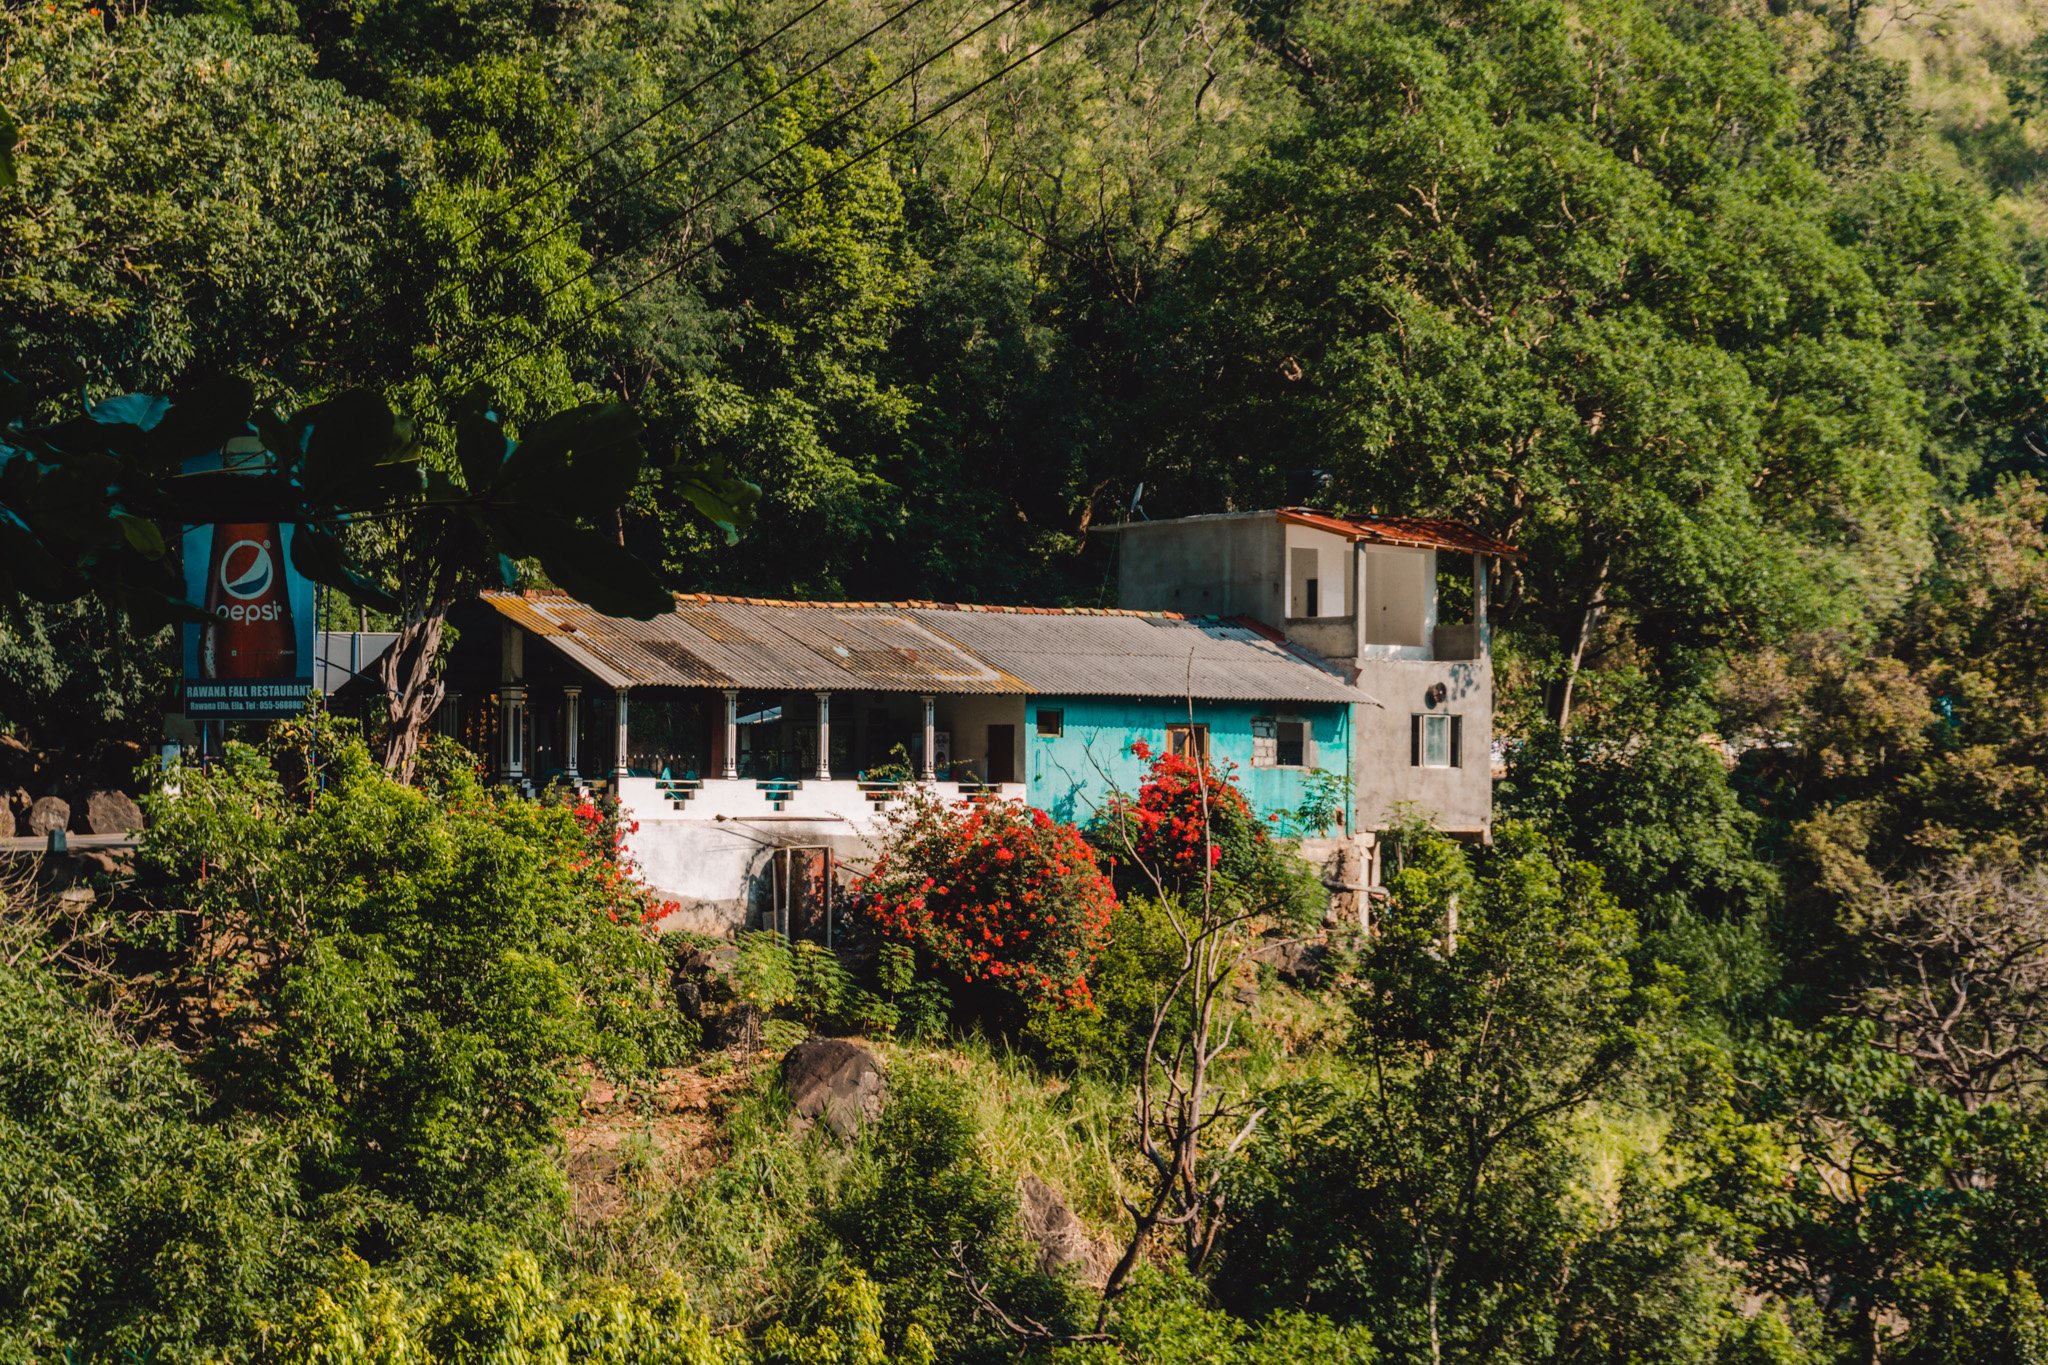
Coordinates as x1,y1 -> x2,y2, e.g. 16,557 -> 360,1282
721,689 -> 740,780
920,694 -> 937,781
612,687 -> 630,785
562,685 -> 582,783
815,692 -> 833,781
500,684 -> 527,785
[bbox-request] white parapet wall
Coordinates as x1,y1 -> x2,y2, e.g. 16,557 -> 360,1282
613,778 -> 1027,936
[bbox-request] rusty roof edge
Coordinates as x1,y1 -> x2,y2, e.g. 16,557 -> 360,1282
477,594 -> 640,689
1276,507 -> 1520,557
480,588 -> 1202,620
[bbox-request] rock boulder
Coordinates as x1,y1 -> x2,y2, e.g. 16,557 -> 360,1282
779,1037 -> 887,1140
1019,1174 -> 1115,1289
80,789 -> 145,835
26,796 -> 70,838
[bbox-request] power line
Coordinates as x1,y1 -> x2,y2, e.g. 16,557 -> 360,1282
445,0 -> 835,255
442,0 -> 948,315
432,0 -> 1053,383
442,0 -> 1126,401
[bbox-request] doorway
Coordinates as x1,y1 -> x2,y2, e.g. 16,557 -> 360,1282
986,724 -> 1017,784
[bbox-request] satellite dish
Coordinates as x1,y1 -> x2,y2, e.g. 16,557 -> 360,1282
1128,482 -> 1148,522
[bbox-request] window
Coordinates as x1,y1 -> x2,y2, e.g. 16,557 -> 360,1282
1276,719 -> 1307,768
1254,717 -> 1311,768
1167,723 -> 1210,765
1036,708 -> 1064,738
1411,713 -> 1463,769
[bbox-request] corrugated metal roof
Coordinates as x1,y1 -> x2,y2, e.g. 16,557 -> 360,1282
915,606 -> 1362,702
479,592 -> 1366,703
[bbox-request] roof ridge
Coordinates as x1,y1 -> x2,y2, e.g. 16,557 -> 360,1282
483,587 -> 1196,620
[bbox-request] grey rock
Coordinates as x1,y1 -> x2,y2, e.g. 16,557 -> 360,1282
1259,936 -> 1328,988
27,796 -> 70,838
716,1002 -> 764,1051
80,790 -> 144,835
779,1036 -> 886,1140
1018,1174 -> 1114,1290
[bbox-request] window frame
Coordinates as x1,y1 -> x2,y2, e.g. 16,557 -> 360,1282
1275,718 -> 1308,768
1411,712 -> 1463,769
1035,707 -> 1064,738
1166,722 -> 1211,766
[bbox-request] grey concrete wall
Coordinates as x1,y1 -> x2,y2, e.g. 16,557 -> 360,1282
1286,616 -> 1358,659
1114,515 -> 1285,624
1351,656 -> 1493,836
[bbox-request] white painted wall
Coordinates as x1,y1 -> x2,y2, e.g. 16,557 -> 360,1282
1362,546 -> 1434,651
615,777 -> 1027,935
1283,523 -> 1351,618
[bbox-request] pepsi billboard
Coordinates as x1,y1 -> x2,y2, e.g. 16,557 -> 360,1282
180,441 -> 317,718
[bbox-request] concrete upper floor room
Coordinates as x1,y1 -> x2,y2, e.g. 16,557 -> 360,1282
1107,507 -> 1517,667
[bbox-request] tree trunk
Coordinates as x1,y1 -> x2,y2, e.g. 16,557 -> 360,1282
1553,550 -> 1611,737
1427,1260 -> 1444,1365
377,598 -> 451,782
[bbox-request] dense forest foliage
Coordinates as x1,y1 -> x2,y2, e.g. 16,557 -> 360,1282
10,0 -> 2048,1361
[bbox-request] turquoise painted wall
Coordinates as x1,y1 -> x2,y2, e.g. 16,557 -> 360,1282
1024,695 -> 1351,832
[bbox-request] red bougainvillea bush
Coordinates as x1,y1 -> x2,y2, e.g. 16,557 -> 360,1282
1092,742 -> 1325,924
1095,741 -> 1258,878
567,795 -> 682,927
853,793 -> 1117,1009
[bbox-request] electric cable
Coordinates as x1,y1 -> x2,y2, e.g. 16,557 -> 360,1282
440,0 -> 948,315
431,0 -> 1059,383
445,0 -> 835,254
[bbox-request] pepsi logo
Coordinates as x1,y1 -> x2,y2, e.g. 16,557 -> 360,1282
218,539 -> 274,601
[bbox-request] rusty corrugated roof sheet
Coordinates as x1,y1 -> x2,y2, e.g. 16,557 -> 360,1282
480,592 -> 1367,703
1277,507 -> 1519,556
1100,507 -> 1517,556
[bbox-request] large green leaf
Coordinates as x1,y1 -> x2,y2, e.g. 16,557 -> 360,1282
493,402 -> 644,518
139,374 -> 256,472
673,459 -> 762,546
491,512 -> 672,618
456,403 -> 511,493
298,388 -> 411,500
148,468 -> 304,523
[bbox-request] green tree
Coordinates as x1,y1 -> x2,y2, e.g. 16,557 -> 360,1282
137,719 -> 694,1228
1221,823 -> 1679,1363
1164,0 -> 2034,731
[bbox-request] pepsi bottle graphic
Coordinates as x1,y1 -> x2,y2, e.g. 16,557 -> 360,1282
200,523 -> 297,679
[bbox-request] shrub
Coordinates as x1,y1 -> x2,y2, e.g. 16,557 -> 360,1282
275,1247 -> 914,1364
0,956 -> 299,1363
1051,1266 -> 1376,1365
136,721 -> 698,1232
854,793 -> 1115,1010
1022,897 -> 1186,1073
816,1073 -> 1079,1362
1090,744 -> 1325,926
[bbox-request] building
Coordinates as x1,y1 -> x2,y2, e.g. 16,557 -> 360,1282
441,591 -> 1368,932
1107,508 -> 1517,844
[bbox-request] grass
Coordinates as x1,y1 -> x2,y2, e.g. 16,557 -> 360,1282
552,947 -> 1371,1326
